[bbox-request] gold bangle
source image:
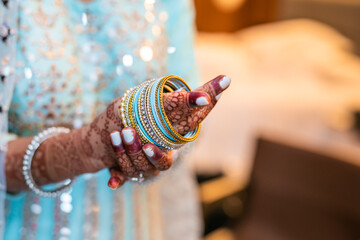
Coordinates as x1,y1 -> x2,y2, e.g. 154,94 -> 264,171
145,82 -> 182,149
119,75 -> 200,150
159,75 -> 201,142
152,79 -> 184,143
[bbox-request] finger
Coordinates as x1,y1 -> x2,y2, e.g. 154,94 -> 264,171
110,130 -> 137,177
143,143 -> 173,171
180,75 -> 231,131
164,75 -> 231,134
121,127 -> 156,174
163,91 -> 210,112
143,169 -> 160,179
108,167 -> 127,190
195,75 -> 231,104
163,91 -> 211,125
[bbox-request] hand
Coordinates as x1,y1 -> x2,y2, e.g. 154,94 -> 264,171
107,75 -> 231,189
2,75 -> 230,193
3,75 -> 230,193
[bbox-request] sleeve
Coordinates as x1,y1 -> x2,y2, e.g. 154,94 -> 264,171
163,0 -> 199,88
0,0 -> 19,238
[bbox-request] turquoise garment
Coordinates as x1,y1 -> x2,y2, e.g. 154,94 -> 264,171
3,0 -> 201,239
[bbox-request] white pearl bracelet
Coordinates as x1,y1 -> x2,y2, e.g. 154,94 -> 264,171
22,127 -> 74,198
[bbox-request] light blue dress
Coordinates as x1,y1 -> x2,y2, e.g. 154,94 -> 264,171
0,0 -> 201,239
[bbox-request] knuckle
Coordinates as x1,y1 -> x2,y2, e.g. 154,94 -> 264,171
115,150 -> 127,158
157,157 -> 172,171
123,168 -> 136,177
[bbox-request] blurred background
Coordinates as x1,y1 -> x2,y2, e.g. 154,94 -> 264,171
186,0 -> 360,239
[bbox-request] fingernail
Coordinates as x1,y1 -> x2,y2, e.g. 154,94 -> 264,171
189,92 -> 210,108
122,128 -> 134,144
219,76 -> 231,89
110,131 -> 122,146
108,177 -> 121,190
195,96 -> 209,106
215,93 -> 222,101
144,147 -> 154,157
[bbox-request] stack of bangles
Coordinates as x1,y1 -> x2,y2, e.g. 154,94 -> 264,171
22,75 -> 200,197
120,75 -> 201,151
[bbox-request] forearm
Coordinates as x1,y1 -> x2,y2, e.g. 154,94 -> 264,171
5,74 -> 230,193
5,98 -> 123,193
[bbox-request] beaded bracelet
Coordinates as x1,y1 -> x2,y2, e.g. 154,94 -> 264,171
133,81 -> 153,143
147,83 -> 182,150
22,127 -> 74,198
144,81 -> 182,150
143,80 -> 184,149
150,78 -> 178,142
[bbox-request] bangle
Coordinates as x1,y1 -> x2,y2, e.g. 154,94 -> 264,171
22,127 -> 74,198
157,76 -> 201,142
150,76 -> 200,143
119,75 -> 200,150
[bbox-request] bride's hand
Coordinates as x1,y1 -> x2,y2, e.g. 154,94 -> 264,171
107,75 -> 231,189
3,76 -> 229,192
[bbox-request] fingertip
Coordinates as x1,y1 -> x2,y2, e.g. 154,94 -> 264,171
219,75 -> 231,90
143,142 -> 155,150
108,176 -> 121,190
199,75 -> 231,97
121,127 -> 136,144
143,144 -> 155,158
121,127 -> 142,153
143,143 -> 159,159
189,91 -> 211,107
110,130 -> 122,146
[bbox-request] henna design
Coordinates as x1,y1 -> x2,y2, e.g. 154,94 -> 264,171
110,130 -> 137,177
164,92 -> 186,112
5,97 -> 125,192
121,127 -> 142,154
128,152 -> 155,173
5,137 -> 33,193
162,75 -> 231,135
5,76 -> 230,193
163,91 -> 210,126
143,143 -> 172,171
121,127 -> 155,173
115,150 -> 137,177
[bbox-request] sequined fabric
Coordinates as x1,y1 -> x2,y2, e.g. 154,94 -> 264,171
0,0 -> 18,237
2,0 -> 201,239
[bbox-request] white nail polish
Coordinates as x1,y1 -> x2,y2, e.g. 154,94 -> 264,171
219,76 -> 231,89
123,129 -> 134,144
196,96 -> 209,106
215,93 -> 222,101
144,147 -> 154,157
110,131 -> 122,146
